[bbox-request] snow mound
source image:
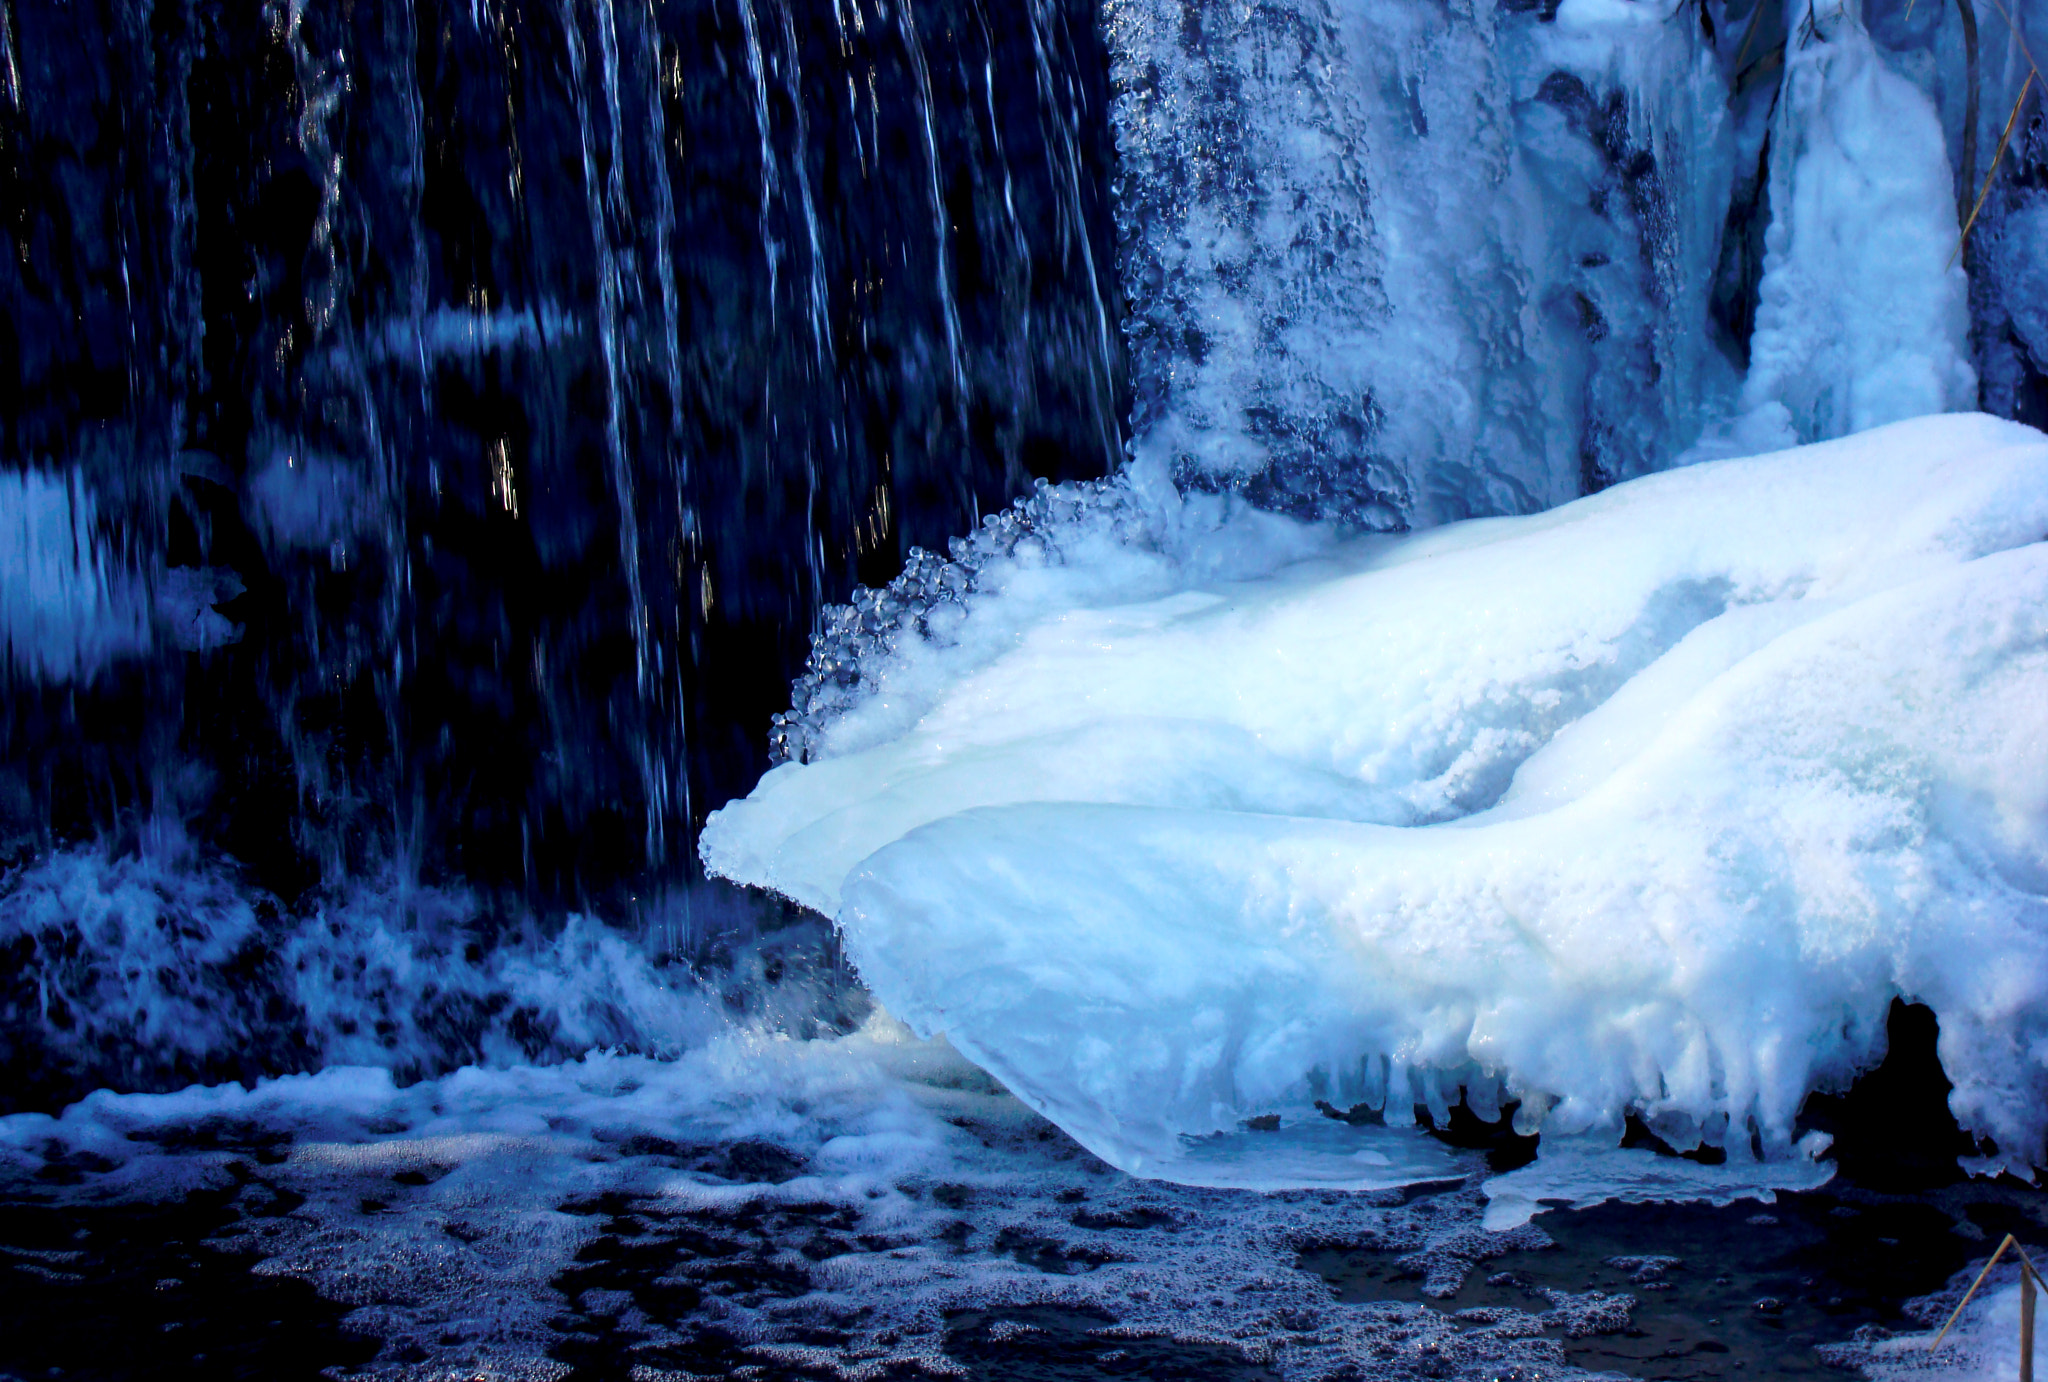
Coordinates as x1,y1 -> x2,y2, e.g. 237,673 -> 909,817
703,414 -> 2048,1186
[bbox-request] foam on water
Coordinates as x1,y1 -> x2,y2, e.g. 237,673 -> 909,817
0,844 -> 849,1112
0,1015 -> 1658,1380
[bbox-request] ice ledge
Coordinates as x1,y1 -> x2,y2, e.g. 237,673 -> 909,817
707,414 -> 2048,1191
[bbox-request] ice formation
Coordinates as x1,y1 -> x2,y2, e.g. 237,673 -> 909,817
1824,1258 -> 2048,1382
1735,0 -> 1975,445
705,413 -> 2048,1188
1104,0 -> 2033,515
769,474 -> 1329,766
1109,0 -> 1742,520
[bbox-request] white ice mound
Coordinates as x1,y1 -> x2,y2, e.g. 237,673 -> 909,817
703,414 -> 2048,1183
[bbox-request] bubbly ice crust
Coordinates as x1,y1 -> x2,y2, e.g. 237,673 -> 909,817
704,415 -> 2048,1186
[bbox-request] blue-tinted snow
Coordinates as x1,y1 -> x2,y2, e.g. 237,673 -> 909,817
707,414 -> 2048,1192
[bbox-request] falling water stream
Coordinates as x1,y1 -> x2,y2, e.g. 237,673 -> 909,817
0,0 -> 1127,919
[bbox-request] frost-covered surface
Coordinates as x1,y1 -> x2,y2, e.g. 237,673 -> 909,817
771,474 -> 1332,765
1478,1134 -> 1832,1231
1977,114 -> 2048,428
0,1015 -> 1646,1381
706,414 -> 2048,1189
1982,189 -> 2048,414
1104,0 -> 2042,519
1734,0 -> 1974,446
1108,0 -> 1740,522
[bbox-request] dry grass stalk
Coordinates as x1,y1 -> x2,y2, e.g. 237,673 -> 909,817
1957,0 -> 1981,231
1929,1231 -> 2045,1382
1952,69 -> 2037,267
1734,0 -> 1770,72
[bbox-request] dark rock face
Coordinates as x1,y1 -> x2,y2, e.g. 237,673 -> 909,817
0,0 -> 1125,908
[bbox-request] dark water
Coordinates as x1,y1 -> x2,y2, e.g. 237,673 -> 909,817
4,1149 -> 2041,1381
1303,1184 -> 2044,1381
0,1189 -> 376,1381
0,1176 -> 1284,1380
0,1000 -> 2035,1379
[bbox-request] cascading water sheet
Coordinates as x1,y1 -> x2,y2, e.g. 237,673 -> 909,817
0,0 -> 1127,907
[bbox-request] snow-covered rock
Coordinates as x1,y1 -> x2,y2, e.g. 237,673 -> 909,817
704,414 -> 2048,1188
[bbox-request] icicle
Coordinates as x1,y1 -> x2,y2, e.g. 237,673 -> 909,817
1359,1053 -> 1389,1113
1512,1090 -> 1554,1138
1737,0 -> 1976,441
1465,1070 -> 1502,1125
1421,1068 -> 1453,1128
1384,1059 -> 1417,1126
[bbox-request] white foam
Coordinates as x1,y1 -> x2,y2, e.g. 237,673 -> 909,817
0,848 -> 733,1093
0,1016 -> 1613,1379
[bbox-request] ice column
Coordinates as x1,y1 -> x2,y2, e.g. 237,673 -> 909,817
1739,0 -> 1976,443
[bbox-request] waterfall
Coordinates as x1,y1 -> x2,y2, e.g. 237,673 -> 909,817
2,0 -> 2046,1109
0,0 -> 1125,919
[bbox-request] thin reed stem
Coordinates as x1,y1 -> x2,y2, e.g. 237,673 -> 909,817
1952,70 -> 2036,267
